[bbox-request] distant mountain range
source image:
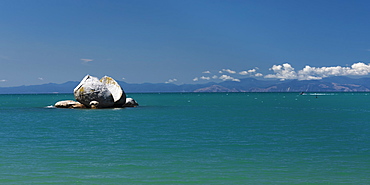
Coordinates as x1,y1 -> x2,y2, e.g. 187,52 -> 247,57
1,76 -> 370,94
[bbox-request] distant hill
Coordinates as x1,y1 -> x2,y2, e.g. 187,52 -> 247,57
0,81 -> 79,94
1,76 -> 370,94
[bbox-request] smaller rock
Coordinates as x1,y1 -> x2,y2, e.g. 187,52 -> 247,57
55,100 -> 86,109
123,98 -> 139,107
89,101 -> 99,109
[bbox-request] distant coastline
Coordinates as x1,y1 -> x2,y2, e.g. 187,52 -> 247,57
1,76 -> 370,94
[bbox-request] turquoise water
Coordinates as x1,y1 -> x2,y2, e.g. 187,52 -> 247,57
1,93 -> 370,184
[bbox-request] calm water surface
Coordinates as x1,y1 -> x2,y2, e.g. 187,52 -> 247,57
0,93 -> 370,184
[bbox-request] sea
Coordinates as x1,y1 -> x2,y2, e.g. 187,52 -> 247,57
1,92 -> 370,184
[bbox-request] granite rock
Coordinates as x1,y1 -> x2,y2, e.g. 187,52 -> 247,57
73,75 -> 115,108
54,100 -> 86,108
100,76 -> 126,107
123,98 -> 139,107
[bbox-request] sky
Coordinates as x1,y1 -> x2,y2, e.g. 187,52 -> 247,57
1,0 -> 370,87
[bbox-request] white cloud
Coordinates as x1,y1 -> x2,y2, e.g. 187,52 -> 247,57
265,62 -> 370,80
194,67 -> 261,83
255,73 -> 263,77
165,78 -> 177,83
222,69 -> 236,74
219,75 -> 240,82
239,68 -> 258,75
193,76 -> 212,81
200,76 -> 211,80
81,59 -> 93,63
219,75 -> 231,80
264,63 -> 298,80
0,79 -> 6,82
38,77 -> 44,81
248,69 -> 257,73
239,71 -> 248,75
297,63 -> 370,80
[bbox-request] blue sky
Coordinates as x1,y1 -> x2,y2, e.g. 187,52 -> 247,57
1,0 -> 370,86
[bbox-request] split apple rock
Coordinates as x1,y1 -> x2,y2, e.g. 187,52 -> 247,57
55,75 -> 138,108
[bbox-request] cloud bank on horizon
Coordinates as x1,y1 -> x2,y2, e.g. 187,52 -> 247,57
189,62 -> 370,83
265,62 -> 370,81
